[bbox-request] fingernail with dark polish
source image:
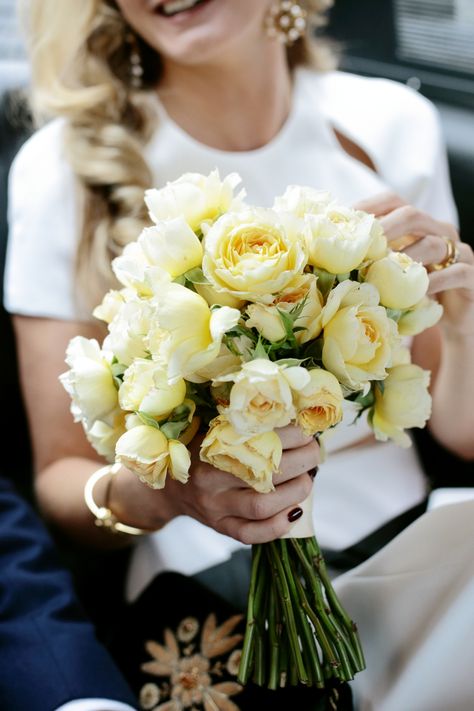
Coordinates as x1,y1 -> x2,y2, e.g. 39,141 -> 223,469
308,467 -> 319,480
288,507 -> 303,522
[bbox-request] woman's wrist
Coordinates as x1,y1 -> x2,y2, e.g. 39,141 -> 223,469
107,464 -> 175,532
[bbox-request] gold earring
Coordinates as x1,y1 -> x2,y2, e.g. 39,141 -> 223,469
265,1 -> 307,46
126,31 -> 144,89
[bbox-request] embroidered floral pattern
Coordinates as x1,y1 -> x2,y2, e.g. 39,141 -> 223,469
139,613 -> 244,711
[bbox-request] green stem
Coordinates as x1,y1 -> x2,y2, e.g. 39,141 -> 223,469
291,539 -> 350,681
282,540 -> 325,688
308,538 -> 366,671
269,541 -> 309,685
238,544 -> 262,685
267,577 -> 280,690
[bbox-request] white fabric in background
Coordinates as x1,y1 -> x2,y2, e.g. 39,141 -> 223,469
333,501 -> 474,711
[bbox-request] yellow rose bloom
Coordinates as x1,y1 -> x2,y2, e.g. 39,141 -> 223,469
156,282 -> 241,382
306,204 -> 375,274
138,217 -> 203,279
103,300 -> 154,366
217,358 -> 310,435
200,416 -> 282,493
246,273 -> 323,344
273,185 -> 331,218
144,170 -> 243,233
119,359 -> 186,418
372,364 -> 432,447
85,410 -> 126,462
398,296 -> 443,336
202,208 -> 307,303
321,281 -> 399,390
60,337 -> 118,427
294,369 -> 344,436
364,251 -> 429,309
116,424 -> 190,488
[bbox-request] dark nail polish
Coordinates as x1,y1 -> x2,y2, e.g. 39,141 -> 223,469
308,467 -> 319,480
288,507 -> 303,522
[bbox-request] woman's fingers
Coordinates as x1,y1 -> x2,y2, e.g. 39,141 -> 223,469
223,472 -> 313,522
218,501 -> 309,545
404,234 -> 459,266
354,191 -> 407,217
379,205 -> 459,244
428,261 -> 474,296
273,439 -> 320,485
276,424 -> 314,449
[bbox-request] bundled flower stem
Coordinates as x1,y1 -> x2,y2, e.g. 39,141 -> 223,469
238,537 -> 365,689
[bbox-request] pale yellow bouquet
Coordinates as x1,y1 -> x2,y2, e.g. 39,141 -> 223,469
61,170 -> 441,690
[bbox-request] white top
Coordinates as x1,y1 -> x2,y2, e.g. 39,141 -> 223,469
5,69 -> 459,600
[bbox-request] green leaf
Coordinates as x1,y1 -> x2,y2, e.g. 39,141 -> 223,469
136,411 -> 161,429
184,267 -> 209,285
313,268 -> 336,298
386,308 -> 403,322
275,357 -> 304,368
111,362 -> 127,378
173,274 -> 186,286
353,389 -> 375,409
277,308 -> 297,341
252,338 -> 269,360
160,420 -> 190,440
374,380 -> 385,394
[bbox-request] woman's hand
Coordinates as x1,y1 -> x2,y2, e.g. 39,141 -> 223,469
110,425 -> 319,544
356,193 -> 474,337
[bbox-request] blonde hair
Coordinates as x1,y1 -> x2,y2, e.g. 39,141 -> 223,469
21,0 -> 335,311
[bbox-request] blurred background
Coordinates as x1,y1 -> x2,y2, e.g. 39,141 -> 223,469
1,0 -> 473,498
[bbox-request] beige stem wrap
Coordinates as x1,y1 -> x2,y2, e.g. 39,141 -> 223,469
281,487 -> 315,539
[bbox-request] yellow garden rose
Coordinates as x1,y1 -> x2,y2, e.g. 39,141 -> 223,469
321,281 -> 399,390
372,364 -> 431,447
294,369 -> 344,436
116,424 -> 190,488
217,358 -> 310,435
194,282 -> 244,309
119,359 -> 186,418
103,300 -> 154,366
397,296 -> 443,336
59,337 -> 118,427
200,416 -> 282,493
364,251 -> 429,309
202,208 -> 307,303
85,410 -> 126,462
138,217 -> 203,279
365,220 -> 388,262
156,282 -> 241,382
273,185 -> 331,218
93,288 -> 137,325
246,273 -> 323,343
306,203 -> 375,274
112,241 -> 154,296
144,170 -> 243,233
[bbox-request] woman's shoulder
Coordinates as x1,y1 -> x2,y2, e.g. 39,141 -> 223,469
306,68 -> 439,130
6,117 -> 79,320
11,117 -> 71,188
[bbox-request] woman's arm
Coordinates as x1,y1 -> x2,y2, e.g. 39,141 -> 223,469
14,315 -> 318,547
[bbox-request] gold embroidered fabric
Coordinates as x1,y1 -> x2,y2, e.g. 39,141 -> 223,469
139,613 -> 244,711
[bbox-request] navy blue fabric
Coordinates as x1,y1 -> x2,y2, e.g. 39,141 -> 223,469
0,476 -> 137,711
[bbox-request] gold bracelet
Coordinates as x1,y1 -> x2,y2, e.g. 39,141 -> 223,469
84,463 -> 149,536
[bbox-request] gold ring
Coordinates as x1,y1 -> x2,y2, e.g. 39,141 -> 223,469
427,236 -> 460,272
390,233 -> 420,251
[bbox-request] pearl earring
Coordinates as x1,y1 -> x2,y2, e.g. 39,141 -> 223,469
265,1 -> 307,46
126,32 -> 144,89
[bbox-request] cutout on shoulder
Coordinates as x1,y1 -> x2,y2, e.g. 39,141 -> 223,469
331,127 -> 378,173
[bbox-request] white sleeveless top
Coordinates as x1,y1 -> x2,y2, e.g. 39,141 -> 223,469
5,69 -> 459,601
